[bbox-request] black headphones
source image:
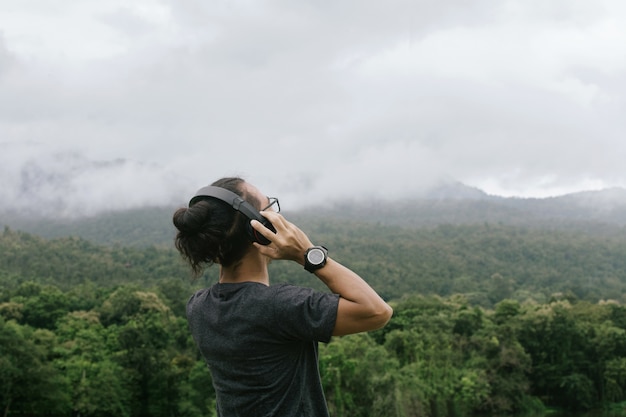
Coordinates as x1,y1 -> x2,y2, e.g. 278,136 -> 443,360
189,185 -> 276,245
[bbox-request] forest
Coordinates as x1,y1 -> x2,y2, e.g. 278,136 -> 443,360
2,195 -> 626,416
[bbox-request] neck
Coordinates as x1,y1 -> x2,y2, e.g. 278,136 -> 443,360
219,250 -> 270,286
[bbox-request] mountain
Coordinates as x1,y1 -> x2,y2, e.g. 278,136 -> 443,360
2,184 -> 626,247
296,185 -> 626,231
1,205 -> 177,248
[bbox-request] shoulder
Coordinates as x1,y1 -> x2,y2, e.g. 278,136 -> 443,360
188,287 -> 210,303
268,284 -> 339,342
269,283 -> 323,300
270,284 -> 339,314
186,287 -> 211,315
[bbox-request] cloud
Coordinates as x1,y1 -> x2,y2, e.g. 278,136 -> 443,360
0,0 -> 625,216
0,141 -> 189,217
0,34 -> 15,75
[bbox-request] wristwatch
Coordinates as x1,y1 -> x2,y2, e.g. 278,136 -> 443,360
304,246 -> 328,273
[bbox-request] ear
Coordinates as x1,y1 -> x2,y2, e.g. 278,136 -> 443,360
246,218 -> 276,245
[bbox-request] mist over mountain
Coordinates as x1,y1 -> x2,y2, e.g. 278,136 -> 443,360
6,146 -> 625,223
0,149 -> 188,218
298,183 -> 626,225
2,180 -> 625,247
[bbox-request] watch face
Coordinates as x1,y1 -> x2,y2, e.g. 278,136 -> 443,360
307,248 -> 325,264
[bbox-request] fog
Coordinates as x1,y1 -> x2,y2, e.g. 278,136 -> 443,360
1,0 -> 625,216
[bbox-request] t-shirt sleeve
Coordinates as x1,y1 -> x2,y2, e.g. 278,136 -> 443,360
270,284 -> 339,343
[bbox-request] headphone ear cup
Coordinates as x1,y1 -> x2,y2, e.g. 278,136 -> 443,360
247,218 -> 276,245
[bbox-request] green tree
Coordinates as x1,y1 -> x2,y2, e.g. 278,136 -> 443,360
101,287 -> 193,417
21,284 -> 70,329
518,301 -> 596,410
321,333 -> 398,417
55,310 -> 131,417
0,317 -> 71,416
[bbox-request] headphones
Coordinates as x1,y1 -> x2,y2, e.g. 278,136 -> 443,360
189,185 -> 276,245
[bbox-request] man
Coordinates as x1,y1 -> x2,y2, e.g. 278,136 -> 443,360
173,177 -> 392,416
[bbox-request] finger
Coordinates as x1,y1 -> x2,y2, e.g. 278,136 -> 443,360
259,210 -> 284,226
250,219 -> 277,242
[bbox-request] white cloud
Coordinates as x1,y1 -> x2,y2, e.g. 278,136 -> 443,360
0,0 -> 625,215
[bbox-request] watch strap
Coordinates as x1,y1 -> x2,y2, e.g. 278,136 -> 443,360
304,246 -> 328,273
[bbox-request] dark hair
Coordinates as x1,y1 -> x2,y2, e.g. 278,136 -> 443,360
172,177 -> 260,277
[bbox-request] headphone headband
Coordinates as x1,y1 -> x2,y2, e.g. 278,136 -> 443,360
190,186 -> 262,222
189,185 -> 275,245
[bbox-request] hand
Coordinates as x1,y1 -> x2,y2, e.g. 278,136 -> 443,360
250,211 -> 313,265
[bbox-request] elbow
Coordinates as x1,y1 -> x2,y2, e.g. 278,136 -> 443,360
333,300 -> 394,336
371,303 -> 393,330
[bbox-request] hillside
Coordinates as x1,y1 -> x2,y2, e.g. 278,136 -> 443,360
2,184 -> 626,304
2,220 -> 626,305
3,185 -> 626,417
2,185 -> 626,247
297,187 -> 626,231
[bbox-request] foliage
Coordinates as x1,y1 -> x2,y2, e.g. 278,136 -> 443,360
269,220 -> 626,306
2,213 -> 626,416
4,213 -> 626,306
0,285 -> 214,417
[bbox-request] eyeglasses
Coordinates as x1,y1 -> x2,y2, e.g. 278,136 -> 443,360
261,197 -> 280,213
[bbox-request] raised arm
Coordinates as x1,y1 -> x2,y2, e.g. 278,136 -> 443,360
313,258 -> 393,335
251,211 -> 393,336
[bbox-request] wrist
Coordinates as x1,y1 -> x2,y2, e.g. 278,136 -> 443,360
304,246 -> 328,273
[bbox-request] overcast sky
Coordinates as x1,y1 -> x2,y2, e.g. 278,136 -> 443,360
1,0 -> 625,216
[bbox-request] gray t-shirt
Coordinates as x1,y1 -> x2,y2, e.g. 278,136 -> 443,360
186,281 -> 340,417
